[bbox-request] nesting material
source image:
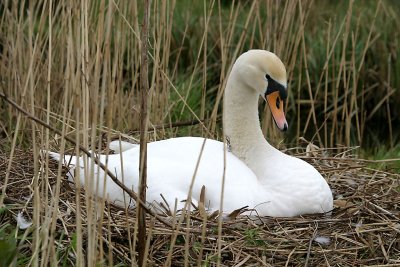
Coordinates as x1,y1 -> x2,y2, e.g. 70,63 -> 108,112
1,145 -> 399,266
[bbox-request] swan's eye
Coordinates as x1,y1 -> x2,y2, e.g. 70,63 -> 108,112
276,97 -> 280,109
265,74 -> 271,80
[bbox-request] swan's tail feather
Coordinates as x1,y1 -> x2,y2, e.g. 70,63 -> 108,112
44,150 -> 76,166
42,150 -> 78,182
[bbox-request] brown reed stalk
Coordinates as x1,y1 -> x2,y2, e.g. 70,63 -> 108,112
138,0 -> 150,265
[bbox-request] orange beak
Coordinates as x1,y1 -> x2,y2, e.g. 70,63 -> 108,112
266,91 -> 288,131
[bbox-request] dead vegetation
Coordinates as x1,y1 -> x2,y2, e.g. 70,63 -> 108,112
1,141 -> 399,266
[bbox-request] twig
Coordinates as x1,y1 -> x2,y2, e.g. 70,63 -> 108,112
305,226 -> 318,267
298,155 -> 400,163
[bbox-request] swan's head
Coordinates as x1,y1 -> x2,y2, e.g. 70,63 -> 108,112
233,50 -> 288,131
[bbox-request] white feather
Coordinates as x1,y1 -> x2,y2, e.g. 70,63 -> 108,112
16,212 -> 32,229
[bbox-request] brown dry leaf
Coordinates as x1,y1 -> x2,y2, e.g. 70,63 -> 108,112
198,185 -> 206,218
306,142 -> 320,157
226,206 -> 249,220
334,199 -> 355,208
207,210 -> 220,220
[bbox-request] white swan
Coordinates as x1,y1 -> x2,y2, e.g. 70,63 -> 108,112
47,50 -> 333,217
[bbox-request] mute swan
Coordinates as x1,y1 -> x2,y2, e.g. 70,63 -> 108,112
47,50 -> 333,217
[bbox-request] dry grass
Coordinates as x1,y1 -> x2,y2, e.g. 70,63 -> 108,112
0,0 -> 399,266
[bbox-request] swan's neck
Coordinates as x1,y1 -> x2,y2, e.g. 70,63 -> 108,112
223,77 -> 277,176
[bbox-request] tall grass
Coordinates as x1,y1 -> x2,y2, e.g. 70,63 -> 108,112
0,0 -> 399,265
1,1 -> 398,147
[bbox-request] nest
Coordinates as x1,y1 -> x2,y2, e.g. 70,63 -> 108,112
1,142 -> 399,266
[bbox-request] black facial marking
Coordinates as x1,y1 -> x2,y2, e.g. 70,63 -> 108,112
265,75 -> 287,100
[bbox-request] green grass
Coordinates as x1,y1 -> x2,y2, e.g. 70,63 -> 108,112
244,228 -> 267,247
0,223 -> 18,267
0,215 -> 33,267
361,143 -> 400,171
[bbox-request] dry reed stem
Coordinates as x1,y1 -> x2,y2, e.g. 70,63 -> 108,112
138,0 -> 151,265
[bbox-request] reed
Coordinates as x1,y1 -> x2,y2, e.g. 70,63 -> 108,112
0,0 -> 399,266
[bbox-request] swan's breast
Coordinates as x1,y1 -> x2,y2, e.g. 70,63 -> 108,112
257,154 -> 333,216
